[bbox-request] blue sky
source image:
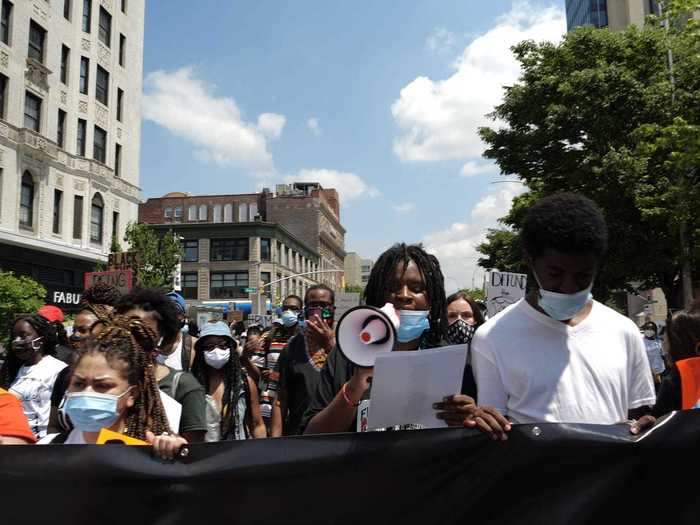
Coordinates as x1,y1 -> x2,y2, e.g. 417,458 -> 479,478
140,1 -> 566,291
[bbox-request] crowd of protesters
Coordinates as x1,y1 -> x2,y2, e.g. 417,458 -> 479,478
1,193 -> 699,454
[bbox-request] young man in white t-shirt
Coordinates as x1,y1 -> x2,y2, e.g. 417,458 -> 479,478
472,193 -> 656,439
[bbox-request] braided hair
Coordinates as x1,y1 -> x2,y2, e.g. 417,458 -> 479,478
0,314 -> 58,389
364,243 -> 447,347
73,315 -> 171,440
79,282 -> 121,325
190,338 -> 244,440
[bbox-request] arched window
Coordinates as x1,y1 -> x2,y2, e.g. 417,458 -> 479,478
238,203 -> 248,222
90,193 -> 104,243
198,204 -> 207,221
19,172 -> 34,228
223,203 -> 233,222
188,205 -> 197,221
213,204 -> 222,223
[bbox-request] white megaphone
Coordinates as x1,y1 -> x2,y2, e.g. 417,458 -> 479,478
336,303 -> 399,367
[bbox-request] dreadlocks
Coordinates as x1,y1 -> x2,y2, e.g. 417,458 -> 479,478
72,315 -> 170,440
0,314 -> 58,389
364,243 -> 447,346
190,341 -> 244,440
79,282 -> 121,325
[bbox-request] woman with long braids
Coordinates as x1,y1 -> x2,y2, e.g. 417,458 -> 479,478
48,282 -> 121,434
304,243 -> 505,434
40,316 -> 188,460
191,322 -> 266,441
0,314 -> 66,438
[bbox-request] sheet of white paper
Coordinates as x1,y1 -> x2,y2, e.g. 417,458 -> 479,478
366,345 -> 468,431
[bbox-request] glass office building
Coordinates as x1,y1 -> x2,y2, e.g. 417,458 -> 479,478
566,0 -> 609,30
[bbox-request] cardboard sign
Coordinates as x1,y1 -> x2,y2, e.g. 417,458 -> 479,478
227,310 -> 244,323
96,429 -> 148,446
84,269 -> 134,295
486,271 -> 527,317
108,251 -> 139,270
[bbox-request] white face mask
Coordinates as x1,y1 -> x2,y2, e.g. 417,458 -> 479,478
204,347 -> 230,369
533,269 -> 594,321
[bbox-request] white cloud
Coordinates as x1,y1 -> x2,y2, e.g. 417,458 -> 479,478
426,28 -> 457,54
392,3 -> 565,164
142,66 -> 281,174
307,117 -> 321,135
257,113 -> 286,140
285,169 -> 381,203
424,183 -> 526,292
393,202 -> 416,214
460,161 -> 496,178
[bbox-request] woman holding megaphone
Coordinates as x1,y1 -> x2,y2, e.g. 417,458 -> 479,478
303,243 -> 509,438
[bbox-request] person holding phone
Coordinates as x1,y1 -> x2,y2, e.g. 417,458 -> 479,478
270,285 -> 336,436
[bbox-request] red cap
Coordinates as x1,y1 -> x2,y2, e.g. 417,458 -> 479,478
37,305 -> 65,323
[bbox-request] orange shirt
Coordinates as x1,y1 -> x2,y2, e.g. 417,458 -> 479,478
0,388 -> 37,443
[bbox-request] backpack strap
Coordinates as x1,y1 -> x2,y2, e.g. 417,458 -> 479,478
171,371 -> 184,400
181,334 -> 192,372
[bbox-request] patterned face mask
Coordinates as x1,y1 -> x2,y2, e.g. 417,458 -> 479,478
446,319 -> 476,346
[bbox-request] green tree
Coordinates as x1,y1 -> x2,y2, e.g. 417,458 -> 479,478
477,3 -> 700,307
460,288 -> 486,302
0,272 -> 46,340
344,285 -> 365,294
123,222 -> 182,289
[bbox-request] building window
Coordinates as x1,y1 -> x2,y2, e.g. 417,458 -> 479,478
98,7 -> 111,47
19,172 -> 34,228
76,118 -> 86,156
249,203 -> 258,221
82,0 -> 91,33
93,125 -> 106,162
60,45 -> 70,84
174,206 -> 182,219
1,1 -> 12,45
187,205 -> 196,221
79,56 -> 89,94
64,0 -> 71,20
53,189 -> 63,234
116,88 -> 123,121
261,238 -> 271,261
73,195 -> 83,239
96,65 -> 109,106
119,34 -> 125,66
164,207 -> 172,219
238,203 -> 248,222
114,143 -> 121,176
198,204 -> 207,221
24,92 -> 41,132
213,204 -> 222,223
182,272 -> 198,299
57,109 -> 66,148
0,73 -> 7,120
261,272 -> 271,291
183,240 -> 198,262
90,193 -> 103,243
28,20 -> 46,63
223,203 -> 232,222
112,211 -> 119,243
210,238 -> 249,261
210,271 -> 248,299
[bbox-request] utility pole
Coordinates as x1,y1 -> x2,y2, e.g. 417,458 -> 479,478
660,2 -> 694,307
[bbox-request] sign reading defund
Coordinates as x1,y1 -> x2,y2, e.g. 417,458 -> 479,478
486,271 -> 527,318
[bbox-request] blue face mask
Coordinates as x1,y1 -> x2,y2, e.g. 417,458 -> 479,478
533,270 -> 594,321
64,388 -> 132,432
397,310 -> 430,343
281,310 -> 299,328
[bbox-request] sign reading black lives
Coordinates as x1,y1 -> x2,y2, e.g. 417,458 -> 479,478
3,412 -> 700,525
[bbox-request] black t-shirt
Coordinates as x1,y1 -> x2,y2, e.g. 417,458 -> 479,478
302,339 -> 470,434
653,364 -> 681,418
277,333 -> 323,435
51,366 -> 71,408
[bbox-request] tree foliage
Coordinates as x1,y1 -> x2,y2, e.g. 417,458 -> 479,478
0,272 -> 46,341
122,222 -> 182,290
477,2 -> 700,307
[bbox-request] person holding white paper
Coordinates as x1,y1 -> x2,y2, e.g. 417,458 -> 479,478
303,243 -> 508,436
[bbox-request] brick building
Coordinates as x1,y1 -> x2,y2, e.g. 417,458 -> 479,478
138,183 -> 345,312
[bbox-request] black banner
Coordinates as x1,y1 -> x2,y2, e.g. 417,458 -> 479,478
2,411 -> 700,525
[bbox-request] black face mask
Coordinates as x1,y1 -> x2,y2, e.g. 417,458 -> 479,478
446,320 -> 476,346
